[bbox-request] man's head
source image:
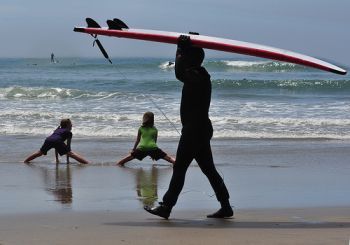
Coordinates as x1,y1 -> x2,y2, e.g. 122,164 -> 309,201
176,45 -> 205,68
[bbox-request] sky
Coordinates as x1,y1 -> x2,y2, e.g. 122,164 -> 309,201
1,0 -> 349,67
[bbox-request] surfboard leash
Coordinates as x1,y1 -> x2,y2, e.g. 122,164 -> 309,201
147,95 -> 181,136
90,34 -> 112,64
108,59 -> 181,136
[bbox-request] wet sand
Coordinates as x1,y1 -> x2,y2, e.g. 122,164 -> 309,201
1,135 -> 350,244
1,208 -> 350,245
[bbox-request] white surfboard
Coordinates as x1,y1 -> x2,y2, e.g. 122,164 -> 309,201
74,18 -> 347,75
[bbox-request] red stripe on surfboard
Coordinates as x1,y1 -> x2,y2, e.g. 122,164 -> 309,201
83,28 -> 178,44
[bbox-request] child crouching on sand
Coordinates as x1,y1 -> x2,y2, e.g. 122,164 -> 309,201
24,119 -> 89,164
117,112 -> 175,166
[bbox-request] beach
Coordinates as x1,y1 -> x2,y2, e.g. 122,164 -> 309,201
1,57 -> 350,244
1,0 -> 349,242
1,136 -> 350,244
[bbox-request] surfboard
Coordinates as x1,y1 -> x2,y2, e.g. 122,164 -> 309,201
74,18 -> 347,75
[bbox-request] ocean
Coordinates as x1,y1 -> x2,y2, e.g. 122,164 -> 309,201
1,57 -> 349,140
1,57 -> 350,213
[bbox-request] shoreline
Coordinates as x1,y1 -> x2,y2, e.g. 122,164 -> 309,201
3,134 -> 350,160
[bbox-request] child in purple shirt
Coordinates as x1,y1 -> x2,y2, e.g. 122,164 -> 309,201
24,119 -> 89,164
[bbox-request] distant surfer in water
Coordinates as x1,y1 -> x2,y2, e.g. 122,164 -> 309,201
24,119 -> 89,164
116,111 -> 175,166
51,53 -> 55,63
144,36 -> 233,219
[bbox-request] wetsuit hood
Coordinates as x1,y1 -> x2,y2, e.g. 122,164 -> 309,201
175,46 -> 204,68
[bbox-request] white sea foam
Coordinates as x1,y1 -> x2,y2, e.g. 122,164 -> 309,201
220,60 -> 300,72
0,86 -> 80,99
159,61 -> 175,69
223,60 -> 271,67
1,58 -> 349,140
1,107 -> 350,139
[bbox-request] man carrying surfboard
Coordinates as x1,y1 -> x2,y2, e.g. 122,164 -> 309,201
144,35 -> 233,219
74,17 -> 347,219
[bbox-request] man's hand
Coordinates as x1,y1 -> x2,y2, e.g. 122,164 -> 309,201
178,35 -> 191,49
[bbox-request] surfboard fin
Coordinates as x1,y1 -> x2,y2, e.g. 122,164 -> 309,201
113,18 -> 129,29
86,18 -> 101,28
107,18 -> 129,30
107,20 -> 121,30
107,19 -> 129,30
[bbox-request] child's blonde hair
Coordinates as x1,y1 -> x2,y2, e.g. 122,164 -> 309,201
60,118 -> 72,128
142,112 -> 154,127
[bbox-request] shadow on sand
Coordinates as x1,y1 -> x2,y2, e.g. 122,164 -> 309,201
103,217 -> 350,229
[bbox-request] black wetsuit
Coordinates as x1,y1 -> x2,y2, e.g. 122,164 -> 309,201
162,50 -> 230,207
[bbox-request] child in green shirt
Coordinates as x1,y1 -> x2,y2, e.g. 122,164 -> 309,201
117,112 -> 175,166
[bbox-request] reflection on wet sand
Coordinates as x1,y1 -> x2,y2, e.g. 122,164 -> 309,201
135,166 -> 159,207
40,164 -> 73,206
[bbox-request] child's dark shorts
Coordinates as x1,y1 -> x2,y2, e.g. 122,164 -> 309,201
40,139 -> 70,156
131,148 -> 167,161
